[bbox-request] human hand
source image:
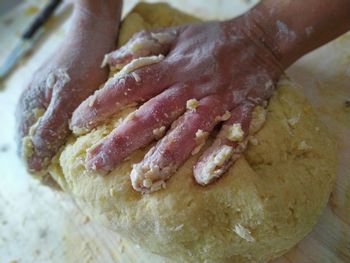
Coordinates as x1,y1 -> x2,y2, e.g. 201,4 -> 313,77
16,1 -> 122,172
70,14 -> 283,192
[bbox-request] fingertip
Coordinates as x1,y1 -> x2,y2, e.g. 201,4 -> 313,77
193,144 -> 234,186
85,144 -> 111,175
85,146 -> 101,171
193,103 -> 260,186
70,106 -> 92,135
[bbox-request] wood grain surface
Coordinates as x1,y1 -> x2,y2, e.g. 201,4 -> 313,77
0,1 -> 349,262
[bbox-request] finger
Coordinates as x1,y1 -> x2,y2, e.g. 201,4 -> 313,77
16,71 -> 53,141
129,93 -> 231,193
70,58 -> 172,134
16,69 -> 63,159
102,29 -> 177,70
85,84 -> 195,172
25,69 -> 83,171
24,64 -> 109,171
194,103 -> 267,186
25,93 -> 75,171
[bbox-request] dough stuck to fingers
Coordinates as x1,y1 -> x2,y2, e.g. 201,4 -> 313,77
42,3 -> 336,263
194,103 -> 267,186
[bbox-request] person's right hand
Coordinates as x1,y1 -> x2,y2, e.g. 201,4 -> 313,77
69,15 -> 283,192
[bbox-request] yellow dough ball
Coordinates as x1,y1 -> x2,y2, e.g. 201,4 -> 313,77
48,3 -> 336,262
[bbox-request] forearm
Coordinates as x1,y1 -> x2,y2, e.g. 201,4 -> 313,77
75,0 -> 123,21
65,0 -> 123,44
245,0 -> 350,69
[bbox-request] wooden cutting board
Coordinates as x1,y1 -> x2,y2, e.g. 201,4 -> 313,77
0,1 -> 349,262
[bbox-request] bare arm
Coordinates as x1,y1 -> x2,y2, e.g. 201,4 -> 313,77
17,0 -> 123,172
245,0 -> 350,68
76,0 -> 122,19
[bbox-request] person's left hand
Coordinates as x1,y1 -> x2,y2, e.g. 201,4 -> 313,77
16,2 -> 121,173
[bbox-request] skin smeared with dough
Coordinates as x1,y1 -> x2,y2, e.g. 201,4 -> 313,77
16,0 -> 123,173
194,104 -> 267,186
48,4 -> 337,262
101,31 -> 177,71
70,54 -> 166,136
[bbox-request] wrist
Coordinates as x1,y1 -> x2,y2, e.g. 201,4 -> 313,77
66,0 -> 123,47
75,0 -> 123,22
242,3 -> 298,70
244,0 -> 350,69
221,16 -> 284,83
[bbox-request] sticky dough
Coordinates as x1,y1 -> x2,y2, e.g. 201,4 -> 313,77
47,3 -> 336,263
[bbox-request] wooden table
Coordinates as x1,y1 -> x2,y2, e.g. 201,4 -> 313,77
0,1 -> 349,262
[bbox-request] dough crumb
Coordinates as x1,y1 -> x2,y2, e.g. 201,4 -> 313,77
109,187 -> 117,197
186,98 -> 199,110
46,72 -> 56,89
124,111 -> 137,122
132,72 -> 141,82
265,80 -> 274,90
129,31 -> 176,56
101,54 -> 109,68
142,178 -> 153,188
226,123 -> 244,142
88,97 -> 96,107
131,163 -> 167,193
153,126 -> 166,139
192,129 -> 209,155
287,115 -> 300,126
130,38 -> 157,53
305,26 -> 314,36
215,111 -> 231,122
72,126 -> 90,136
195,129 -> 209,143
21,136 -> 34,161
233,224 -> 255,242
151,31 -> 176,44
57,68 -> 70,85
196,145 -> 234,185
298,140 -> 312,151
120,55 -> 164,75
211,146 -> 233,169
45,69 -> 69,91
145,180 -> 166,193
249,106 -> 267,133
32,108 -> 45,119
170,224 -> 184,232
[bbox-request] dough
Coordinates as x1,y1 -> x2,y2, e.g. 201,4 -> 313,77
48,3 -> 337,263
